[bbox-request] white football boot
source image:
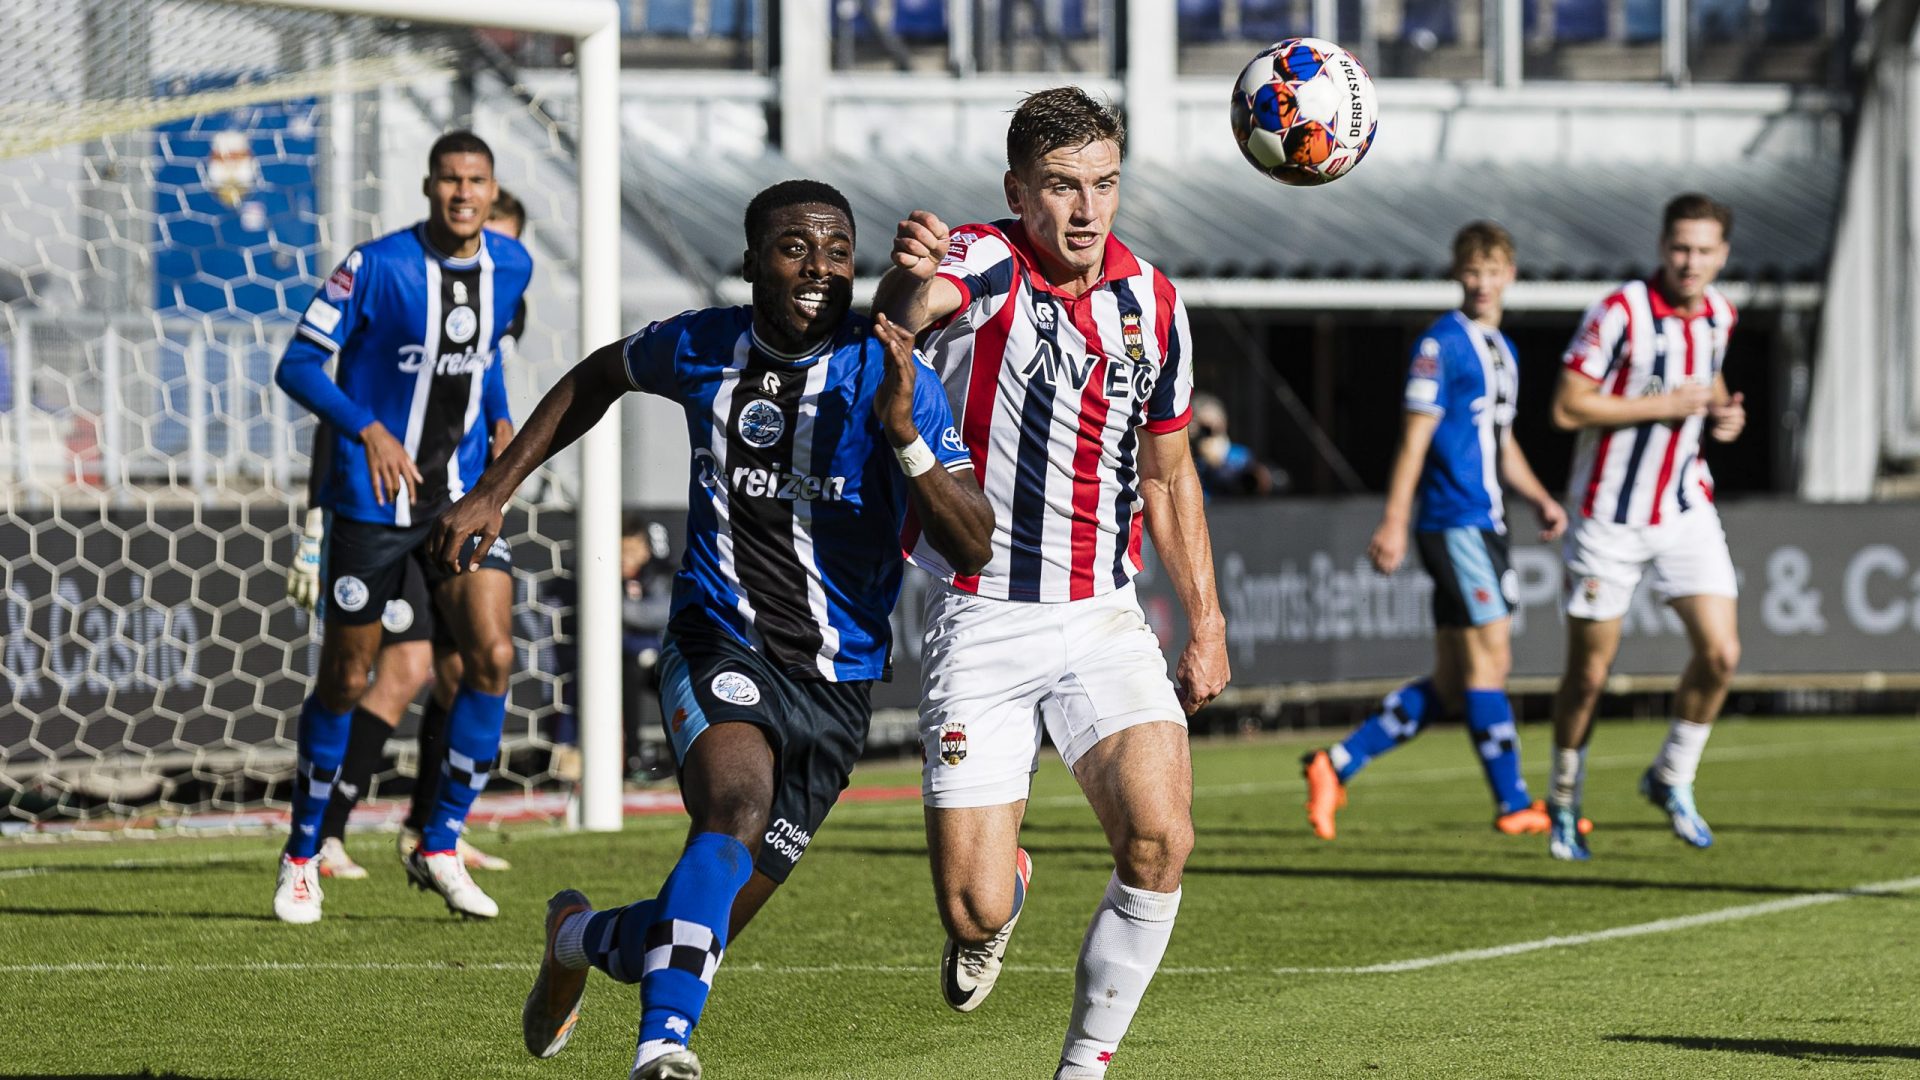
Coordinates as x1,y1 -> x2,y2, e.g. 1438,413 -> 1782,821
315,837 -> 368,880
939,848 -> 1033,1012
273,854 -> 324,924
405,847 -> 499,919
631,1046 -> 702,1080
398,825 -> 508,872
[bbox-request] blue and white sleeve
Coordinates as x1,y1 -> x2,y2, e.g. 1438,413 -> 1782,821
910,351 -> 972,473
275,248 -> 377,437
1403,335 -> 1447,417
621,311 -> 692,398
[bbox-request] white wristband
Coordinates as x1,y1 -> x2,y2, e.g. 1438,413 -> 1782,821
894,436 -> 938,478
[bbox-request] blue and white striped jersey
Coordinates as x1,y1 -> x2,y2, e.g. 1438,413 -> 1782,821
1402,310 -> 1518,535
277,223 -> 534,526
625,306 -> 970,683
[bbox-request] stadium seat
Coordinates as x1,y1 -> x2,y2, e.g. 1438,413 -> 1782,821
1766,2 -> 1824,42
1400,0 -> 1457,48
1178,0 -> 1224,42
1624,0 -> 1661,43
645,0 -> 696,36
709,0 -> 754,38
894,0 -> 947,40
1694,0 -> 1747,42
1550,0 -> 1606,43
1242,0 -> 1306,42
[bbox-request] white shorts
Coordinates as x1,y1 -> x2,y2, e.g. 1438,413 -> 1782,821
918,581 -> 1186,809
1562,508 -> 1738,621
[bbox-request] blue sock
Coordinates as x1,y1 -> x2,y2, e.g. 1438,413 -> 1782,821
627,833 -> 753,1050
420,685 -> 507,852
1332,678 -> 1440,783
580,899 -> 658,983
1465,689 -> 1532,815
287,695 -> 353,859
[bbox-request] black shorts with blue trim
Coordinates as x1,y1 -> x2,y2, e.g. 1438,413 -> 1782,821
1415,527 -> 1514,628
321,515 -> 512,633
656,611 -> 872,884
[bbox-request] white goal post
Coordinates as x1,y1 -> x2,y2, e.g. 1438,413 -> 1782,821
235,0 -> 628,833
0,0 -> 626,834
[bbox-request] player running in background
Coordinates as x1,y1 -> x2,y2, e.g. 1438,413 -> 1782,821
288,190 -> 529,881
874,87 -> 1229,1080
434,180 -> 992,1080
1546,193 -> 1746,861
271,131 -> 531,923
1301,222 -> 1568,839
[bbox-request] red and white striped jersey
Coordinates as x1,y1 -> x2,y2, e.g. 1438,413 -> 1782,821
906,220 -> 1194,602
1562,278 -> 1737,526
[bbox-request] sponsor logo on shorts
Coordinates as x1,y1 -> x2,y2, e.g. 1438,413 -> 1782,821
671,707 -> 688,733
487,537 -> 512,564
333,575 -> 369,612
1583,576 -> 1601,602
764,816 -> 812,864
938,720 -> 968,766
381,598 -> 414,633
709,671 -> 761,706
1473,587 -> 1492,606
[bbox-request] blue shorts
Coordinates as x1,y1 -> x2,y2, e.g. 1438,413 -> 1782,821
1415,527 -> 1514,628
656,612 -> 872,884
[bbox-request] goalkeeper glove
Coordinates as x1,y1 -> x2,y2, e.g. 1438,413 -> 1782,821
287,508 -> 325,611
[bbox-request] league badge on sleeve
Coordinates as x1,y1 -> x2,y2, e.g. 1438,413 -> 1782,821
324,250 -> 360,302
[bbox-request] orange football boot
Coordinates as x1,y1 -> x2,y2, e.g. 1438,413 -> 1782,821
1496,800 -> 1593,836
1301,750 -> 1346,840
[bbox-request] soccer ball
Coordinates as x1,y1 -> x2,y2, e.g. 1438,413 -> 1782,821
1230,38 -> 1379,186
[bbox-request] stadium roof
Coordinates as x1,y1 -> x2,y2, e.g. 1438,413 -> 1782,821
631,152 -> 1839,307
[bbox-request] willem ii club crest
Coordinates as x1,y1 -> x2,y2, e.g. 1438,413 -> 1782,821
1120,312 -> 1145,362
938,721 -> 968,766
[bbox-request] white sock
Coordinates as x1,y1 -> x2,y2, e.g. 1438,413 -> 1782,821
1056,874 -> 1182,1080
635,1038 -> 685,1070
1550,746 -> 1587,808
1652,719 -> 1713,786
553,909 -> 593,971
1326,743 -> 1352,774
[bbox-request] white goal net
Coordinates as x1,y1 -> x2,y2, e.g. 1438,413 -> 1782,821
0,0 -> 604,831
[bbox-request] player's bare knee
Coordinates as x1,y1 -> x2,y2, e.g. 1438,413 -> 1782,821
461,638 -> 516,693
943,885 -> 1014,946
315,662 -> 370,712
692,798 -> 769,852
1701,638 -> 1741,685
1115,818 -> 1193,891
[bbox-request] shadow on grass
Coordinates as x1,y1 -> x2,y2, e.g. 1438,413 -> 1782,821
1600,820 -> 1914,837
1605,1034 -> 1920,1062
1179,863 -> 1914,899
2,1073 -> 261,1079
0,904 -> 442,923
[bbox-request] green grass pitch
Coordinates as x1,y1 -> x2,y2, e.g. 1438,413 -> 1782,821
3,715 -> 1916,1079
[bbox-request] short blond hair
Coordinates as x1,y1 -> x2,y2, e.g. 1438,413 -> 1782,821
1452,221 -> 1515,271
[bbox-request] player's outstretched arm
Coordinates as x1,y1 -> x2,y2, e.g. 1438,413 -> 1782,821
1140,429 -> 1230,714
871,314 -> 993,574
1498,436 -> 1568,542
431,339 -> 630,573
1551,369 -> 1712,431
1368,411 -> 1438,575
871,210 -> 965,334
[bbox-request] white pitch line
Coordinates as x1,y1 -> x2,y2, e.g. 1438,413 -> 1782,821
1269,874 -> 1920,975
4,875 -> 1914,978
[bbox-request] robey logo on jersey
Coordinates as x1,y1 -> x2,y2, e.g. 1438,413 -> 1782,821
1022,340 -> 1156,401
